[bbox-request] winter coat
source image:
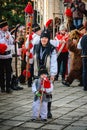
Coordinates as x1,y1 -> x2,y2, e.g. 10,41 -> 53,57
33,42 -> 57,77
32,78 -> 53,102
71,1 -> 85,19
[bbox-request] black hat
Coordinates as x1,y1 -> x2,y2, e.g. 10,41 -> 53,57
40,29 -> 50,40
0,20 -> 8,28
38,65 -> 48,76
32,23 -> 41,32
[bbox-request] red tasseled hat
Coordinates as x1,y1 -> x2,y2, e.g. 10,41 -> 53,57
24,2 -> 33,14
0,44 -> 7,54
64,8 -> 72,17
45,19 -> 53,27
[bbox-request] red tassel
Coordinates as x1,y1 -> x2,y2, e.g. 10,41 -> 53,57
28,43 -> 33,49
0,44 -> 7,54
29,53 -> 33,58
27,22 -> 32,27
29,34 -> 33,40
24,2 -> 33,14
23,70 -> 31,78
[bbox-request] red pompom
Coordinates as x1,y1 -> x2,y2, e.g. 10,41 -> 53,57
24,2 -> 33,14
28,43 -> 33,49
29,53 -> 33,58
23,70 -> 31,78
0,44 -> 7,54
64,8 -> 72,17
29,34 -> 33,40
22,45 -> 28,54
46,19 -> 53,27
43,77 -> 51,88
27,22 -> 31,27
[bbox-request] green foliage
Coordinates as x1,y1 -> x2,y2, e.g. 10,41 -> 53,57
0,0 -> 33,26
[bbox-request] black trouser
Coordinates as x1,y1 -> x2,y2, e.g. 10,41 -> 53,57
28,64 -> 34,86
56,52 -> 68,79
0,58 -> 12,91
82,57 -> 87,90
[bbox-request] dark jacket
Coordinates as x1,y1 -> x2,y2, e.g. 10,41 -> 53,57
71,0 -> 85,19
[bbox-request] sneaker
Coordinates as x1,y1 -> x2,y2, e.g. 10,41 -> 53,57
47,112 -> 52,119
62,80 -> 70,87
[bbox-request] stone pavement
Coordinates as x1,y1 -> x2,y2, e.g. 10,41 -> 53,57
0,79 -> 87,130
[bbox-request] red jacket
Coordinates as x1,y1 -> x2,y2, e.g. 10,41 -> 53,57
56,33 -> 68,53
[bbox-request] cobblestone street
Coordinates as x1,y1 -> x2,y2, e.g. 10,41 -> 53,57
0,80 -> 87,130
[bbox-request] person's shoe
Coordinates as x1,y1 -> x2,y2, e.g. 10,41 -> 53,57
78,83 -> 83,86
16,86 -> 23,90
6,88 -> 13,93
28,84 -> 32,87
54,77 -> 58,81
11,86 -> 19,90
31,118 -> 36,121
11,85 -> 23,90
47,112 -> 52,119
41,119 -> 47,122
62,78 -> 65,82
1,88 -> 5,93
62,80 -> 70,87
83,87 -> 87,91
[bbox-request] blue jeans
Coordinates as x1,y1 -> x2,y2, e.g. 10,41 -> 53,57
82,58 -> 87,90
73,19 -> 83,29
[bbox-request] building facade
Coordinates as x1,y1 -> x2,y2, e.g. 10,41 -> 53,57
33,0 -> 87,27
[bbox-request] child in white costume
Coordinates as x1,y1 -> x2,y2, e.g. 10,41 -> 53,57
32,66 -> 54,121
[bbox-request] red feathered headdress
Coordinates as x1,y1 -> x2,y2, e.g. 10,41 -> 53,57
46,19 -> 53,27
64,8 -> 72,17
24,2 -> 33,14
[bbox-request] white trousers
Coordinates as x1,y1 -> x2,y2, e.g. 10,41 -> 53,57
32,99 -> 47,119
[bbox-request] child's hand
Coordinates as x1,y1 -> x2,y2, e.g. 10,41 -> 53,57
35,91 -> 42,97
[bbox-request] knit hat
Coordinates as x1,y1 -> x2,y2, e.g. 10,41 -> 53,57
40,29 -> 50,40
0,20 -> 8,28
59,24 -> 66,31
32,23 -> 41,32
38,65 -> 48,76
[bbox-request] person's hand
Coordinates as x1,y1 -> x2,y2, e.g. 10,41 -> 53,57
35,91 -> 42,97
5,34 -> 10,39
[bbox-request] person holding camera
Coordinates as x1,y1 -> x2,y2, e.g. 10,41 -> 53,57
71,0 -> 86,29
